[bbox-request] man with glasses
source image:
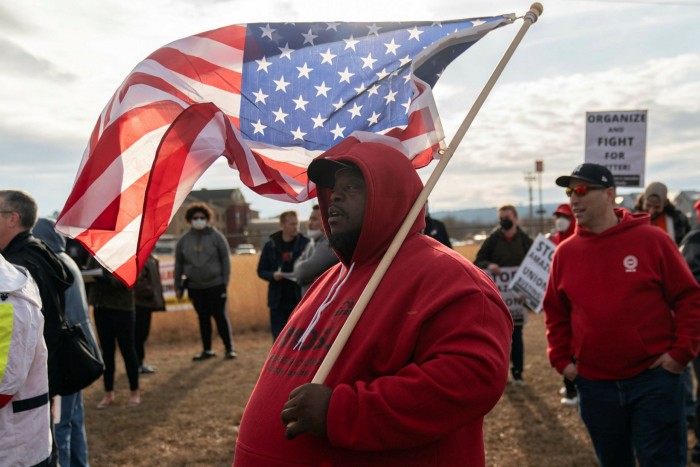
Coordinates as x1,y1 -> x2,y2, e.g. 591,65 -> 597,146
543,163 -> 700,466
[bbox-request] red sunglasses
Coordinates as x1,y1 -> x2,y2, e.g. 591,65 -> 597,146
565,185 -> 607,198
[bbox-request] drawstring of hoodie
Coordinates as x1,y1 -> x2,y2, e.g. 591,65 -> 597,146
293,262 -> 355,350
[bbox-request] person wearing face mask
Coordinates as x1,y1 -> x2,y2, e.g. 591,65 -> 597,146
293,205 -> 339,296
174,203 -> 236,361
475,205 -> 533,385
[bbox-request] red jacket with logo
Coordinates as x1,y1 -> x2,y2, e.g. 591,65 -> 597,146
544,208 -> 700,380
234,138 -> 513,466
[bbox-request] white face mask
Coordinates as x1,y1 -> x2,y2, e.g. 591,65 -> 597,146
191,219 -> 208,230
306,228 -> 322,239
555,217 -> 571,233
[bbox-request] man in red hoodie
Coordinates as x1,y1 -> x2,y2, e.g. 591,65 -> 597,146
544,163 -> 700,466
234,136 -> 513,466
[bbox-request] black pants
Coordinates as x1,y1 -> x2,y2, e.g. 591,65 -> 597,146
510,325 -> 524,379
188,284 -> 234,352
270,302 -> 296,342
134,307 -> 152,366
94,307 -> 139,391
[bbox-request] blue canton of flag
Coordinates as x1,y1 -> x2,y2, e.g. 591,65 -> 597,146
240,19 -> 506,151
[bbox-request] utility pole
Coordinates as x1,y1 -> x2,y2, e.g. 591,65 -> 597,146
535,160 -> 544,235
524,172 -> 536,234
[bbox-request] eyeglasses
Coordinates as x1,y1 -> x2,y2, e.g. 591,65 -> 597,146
565,185 -> 607,198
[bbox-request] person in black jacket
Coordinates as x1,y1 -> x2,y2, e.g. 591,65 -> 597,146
0,190 -> 73,466
257,211 -> 309,341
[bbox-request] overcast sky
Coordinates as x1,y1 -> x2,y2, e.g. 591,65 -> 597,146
2,0 -> 699,220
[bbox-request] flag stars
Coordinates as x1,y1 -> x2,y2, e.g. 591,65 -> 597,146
367,111 -> 381,125
347,103 -> 363,119
367,24 -> 381,36
407,27 -> 423,41
376,68 -> 389,80
343,35 -> 359,51
259,24 -> 275,40
471,19 -> 486,27
278,43 -> 294,60
337,67 -> 354,84
311,113 -> 326,128
319,48 -> 337,65
292,95 -> 309,110
384,89 -> 397,104
402,98 -> 411,114
330,123 -> 346,139
252,119 -> 267,135
301,29 -> 318,46
353,82 -> 366,94
252,88 -> 269,104
256,56 -> 272,73
361,53 -> 377,70
314,81 -> 331,97
272,107 -> 289,123
291,126 -> 307,141
296,62 -> 314,79
399,55 -> 412,67
332,98 -> 344,111
273,76 -> 290,92
367,84 -> 380,97
326,22 -> 340,31
384,38 -> 400,55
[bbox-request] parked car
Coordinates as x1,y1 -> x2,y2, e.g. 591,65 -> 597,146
234,243 -> 257,255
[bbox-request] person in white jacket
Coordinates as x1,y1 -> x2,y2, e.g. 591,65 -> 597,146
0,253 -> 51,466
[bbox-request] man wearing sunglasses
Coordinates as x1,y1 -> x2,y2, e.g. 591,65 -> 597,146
543,163 -> 700,466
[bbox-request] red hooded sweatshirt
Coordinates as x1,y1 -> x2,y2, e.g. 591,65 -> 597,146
544,208 -> 700,380
234,138 -> 513,466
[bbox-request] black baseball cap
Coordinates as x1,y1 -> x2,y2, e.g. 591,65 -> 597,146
555,163 -> 615,188
308,159 -> 361,188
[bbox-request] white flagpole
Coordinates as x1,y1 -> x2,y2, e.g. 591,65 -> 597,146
312,3 -> 544,384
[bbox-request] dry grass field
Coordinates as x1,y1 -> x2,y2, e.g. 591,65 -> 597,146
79,245 -> 693,466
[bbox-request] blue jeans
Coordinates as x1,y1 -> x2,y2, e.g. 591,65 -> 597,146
55,392 -> 89,467
576,367 -> 686,467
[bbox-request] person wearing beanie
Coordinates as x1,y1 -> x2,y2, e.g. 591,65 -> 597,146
635,181 -> 691,245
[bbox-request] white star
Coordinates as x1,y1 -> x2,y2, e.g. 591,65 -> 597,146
330,123 -> 346,140
259,24 -> 275,40
252,119 -> 267,135
353,82 -> 366,94
319,48 -> 337,65
314,81 -> 331,97
337,67 -> 354,84
252,88 -> 269,104
399,55 -> 412,67
302,29 -> 318,46
272,107 -> 288,123
326,22 -> 340,31
404,73 -> 412,84
376,68 -> 389,80
296,62 -> 314,79
367,84 -> 380,97
407,27 -> 423,41
367,112 -> 381,125
311,113 -> 326,128
472,19 -> 485,27
332,98 -> 344,111
256,56 -> 272,73
343,35 -> 359,51
384,39 -> 400,55
402,98 -> 411,114
367,24 -> 381,36
431,22 -> 443,27
384,89 -> 397,103
273,76 -> 290,92
292,95 -> 309,110
347,103 -> 363,119
278,43 -> 293,60
291,126 -> 307,141
361,53 -> 377,70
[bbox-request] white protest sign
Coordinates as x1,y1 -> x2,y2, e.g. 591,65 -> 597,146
158,258 -> 193,312
509,234 -> 556,312
486,266 -> 526,324
585,110 -> 647,187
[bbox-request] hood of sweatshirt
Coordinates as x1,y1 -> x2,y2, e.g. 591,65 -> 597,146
312,137 -> 425,267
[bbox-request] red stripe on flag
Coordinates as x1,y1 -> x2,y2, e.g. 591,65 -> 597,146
148,47 -> 243,94
196,24 -> 247,50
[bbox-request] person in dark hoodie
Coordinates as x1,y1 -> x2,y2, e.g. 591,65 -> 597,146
544,163 -> 700,466
33,218 -> 102,467
234,136 -> 512,467
0,190 -> 73,466
257,210 -> 309,341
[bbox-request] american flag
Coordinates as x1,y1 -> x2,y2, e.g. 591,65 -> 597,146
56,16 -> 514,286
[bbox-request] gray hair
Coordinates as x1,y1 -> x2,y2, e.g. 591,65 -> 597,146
0,190 -> 38,230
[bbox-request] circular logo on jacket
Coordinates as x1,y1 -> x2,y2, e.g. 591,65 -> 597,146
623,255 -> 638,272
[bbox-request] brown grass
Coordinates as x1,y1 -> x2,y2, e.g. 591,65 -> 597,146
81,246 -> 694,466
